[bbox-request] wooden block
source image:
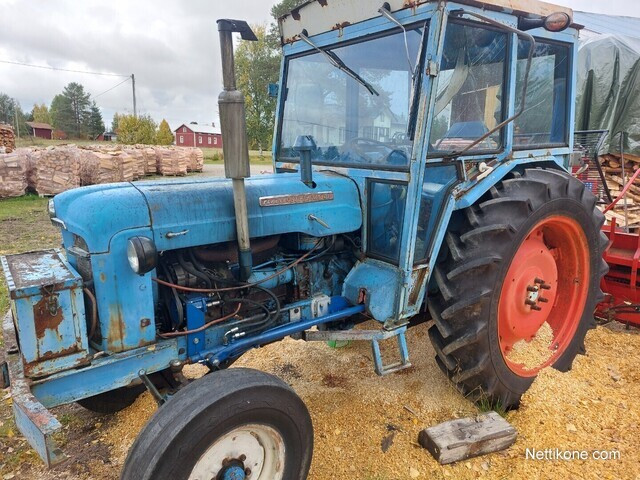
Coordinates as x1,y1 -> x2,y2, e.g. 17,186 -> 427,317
418,412 -> 517,465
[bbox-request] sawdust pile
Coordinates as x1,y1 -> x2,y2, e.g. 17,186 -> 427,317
12,322 -> 635,480
507,321 -> 554,370
96,323 -> 640,480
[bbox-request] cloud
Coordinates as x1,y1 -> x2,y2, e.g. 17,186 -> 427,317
0,0 -> 274,130
1,0 -> 638,132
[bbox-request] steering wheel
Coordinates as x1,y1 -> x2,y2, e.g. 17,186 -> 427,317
344,137 -> 406,165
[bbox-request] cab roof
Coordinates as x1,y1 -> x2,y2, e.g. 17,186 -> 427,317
279,0 -> 574,45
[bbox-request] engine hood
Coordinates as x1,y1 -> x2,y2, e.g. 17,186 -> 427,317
53,172 -> 362,253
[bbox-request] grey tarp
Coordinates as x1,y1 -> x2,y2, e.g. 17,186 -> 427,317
575,34 -> 640,154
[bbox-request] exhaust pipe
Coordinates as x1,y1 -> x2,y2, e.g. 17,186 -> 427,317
217,19 -> 257,281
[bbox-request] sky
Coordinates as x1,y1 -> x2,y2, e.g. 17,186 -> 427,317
0,0 -> 637,133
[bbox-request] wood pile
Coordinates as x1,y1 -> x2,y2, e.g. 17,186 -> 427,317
0,123 -> 16,153
31,146 -> 81,196
78,148 -> 137,185
599,153 -> 640,229
0,145 -> 204,197
186,147 -> 204,172
0,150 -> 27,198
154,147 -> 188,176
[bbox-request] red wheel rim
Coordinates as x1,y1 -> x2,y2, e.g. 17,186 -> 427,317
498,215 -> 590,376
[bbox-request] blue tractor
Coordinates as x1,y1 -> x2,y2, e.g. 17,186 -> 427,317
1,1 -> 607,478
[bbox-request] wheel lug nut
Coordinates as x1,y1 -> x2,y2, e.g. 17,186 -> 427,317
540,283 -> 552,290
525,299 -> 537,306
534,278 -> 545,284
527,285 -> 539,292
538,297 -> 549,303
245,468 -> 252,476
239,454 -> 246,462
531,305 -> 542,311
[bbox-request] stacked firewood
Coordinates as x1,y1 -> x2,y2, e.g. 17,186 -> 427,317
599,153 -> 640,229
31,146 -> 81,196
0,150 -> 27,198
0,124 -> 15,153
78,148 -> 141,185
0,145 -> 205,197
154,147 -> 188,176
186,147 -> 204,172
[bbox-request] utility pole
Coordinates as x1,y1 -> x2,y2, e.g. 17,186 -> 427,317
13,100 -> 20,138
131,73 -> 137,117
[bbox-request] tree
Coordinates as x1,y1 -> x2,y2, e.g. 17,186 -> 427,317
88,101 -> 105,139
156,119 -> 174,145
111,112 -> 122,133
268,0 -> 307,47
50,82 -> 92,138
235,24 -> 280,150
0,93 -> 29,137
32,103 -> 52,124
117,114 -> 157,145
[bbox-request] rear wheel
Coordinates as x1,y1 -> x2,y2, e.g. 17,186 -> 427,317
121,368 -> 313,480
428,168 -> 608,408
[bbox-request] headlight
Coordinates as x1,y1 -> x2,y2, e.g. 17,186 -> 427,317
127,236 -> 157,275
48,199 -> 56,218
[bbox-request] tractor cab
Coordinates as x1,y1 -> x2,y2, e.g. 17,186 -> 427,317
274,0 -> 577,327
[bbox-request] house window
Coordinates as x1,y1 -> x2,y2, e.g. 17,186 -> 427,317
208,136 -> 212,145
214,137 -> 218,145
198,136 -> 202,144
183,127 -> 186,133
179,136 -> 184,144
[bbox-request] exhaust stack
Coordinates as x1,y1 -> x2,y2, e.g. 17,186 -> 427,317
217,19 -> 257,281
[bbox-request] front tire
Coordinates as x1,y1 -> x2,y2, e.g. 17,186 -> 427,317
121,368 -> 313,480
428,168 -> 608,408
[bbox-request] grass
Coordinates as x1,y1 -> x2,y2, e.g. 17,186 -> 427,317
200,147 -> 273,166
0,194 -> 61,325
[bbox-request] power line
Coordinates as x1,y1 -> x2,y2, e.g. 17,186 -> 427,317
93,77 -> 131,99
0,59 -> 129,77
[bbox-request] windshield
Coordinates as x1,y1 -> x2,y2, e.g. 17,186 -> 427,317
279,26 -> 425,169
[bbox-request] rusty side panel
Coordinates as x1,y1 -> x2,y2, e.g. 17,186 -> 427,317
32,294 -> 64,340
107,304 -> 126,352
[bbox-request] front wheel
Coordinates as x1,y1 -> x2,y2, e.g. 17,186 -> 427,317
428,168 -> 608,409
121,368 -> 313,480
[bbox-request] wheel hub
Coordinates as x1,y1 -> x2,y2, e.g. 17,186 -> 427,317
189,424 -> 285,480
499,228 -> 558,345
497,215 -> 590,376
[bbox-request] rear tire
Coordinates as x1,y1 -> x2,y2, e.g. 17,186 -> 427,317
428,168 -> 608,408
121,367 -> 313,480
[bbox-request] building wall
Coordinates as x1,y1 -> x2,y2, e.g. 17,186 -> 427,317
174,125 -> 223,148
33,127 -> 52,139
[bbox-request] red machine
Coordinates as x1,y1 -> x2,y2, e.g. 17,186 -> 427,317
596,218 -> 640,327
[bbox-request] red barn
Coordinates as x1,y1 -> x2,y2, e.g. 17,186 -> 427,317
26,122 -> 53,139
174,124 -> 223,148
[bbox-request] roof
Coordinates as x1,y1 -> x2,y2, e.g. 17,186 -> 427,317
574,11 -> 640,40
26,122 -> 53,130
174,123 -> 221,135
279,0 -> 573,43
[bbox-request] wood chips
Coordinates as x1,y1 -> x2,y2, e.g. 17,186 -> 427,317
93,323 -> 640,480
507,321 -> 554,370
